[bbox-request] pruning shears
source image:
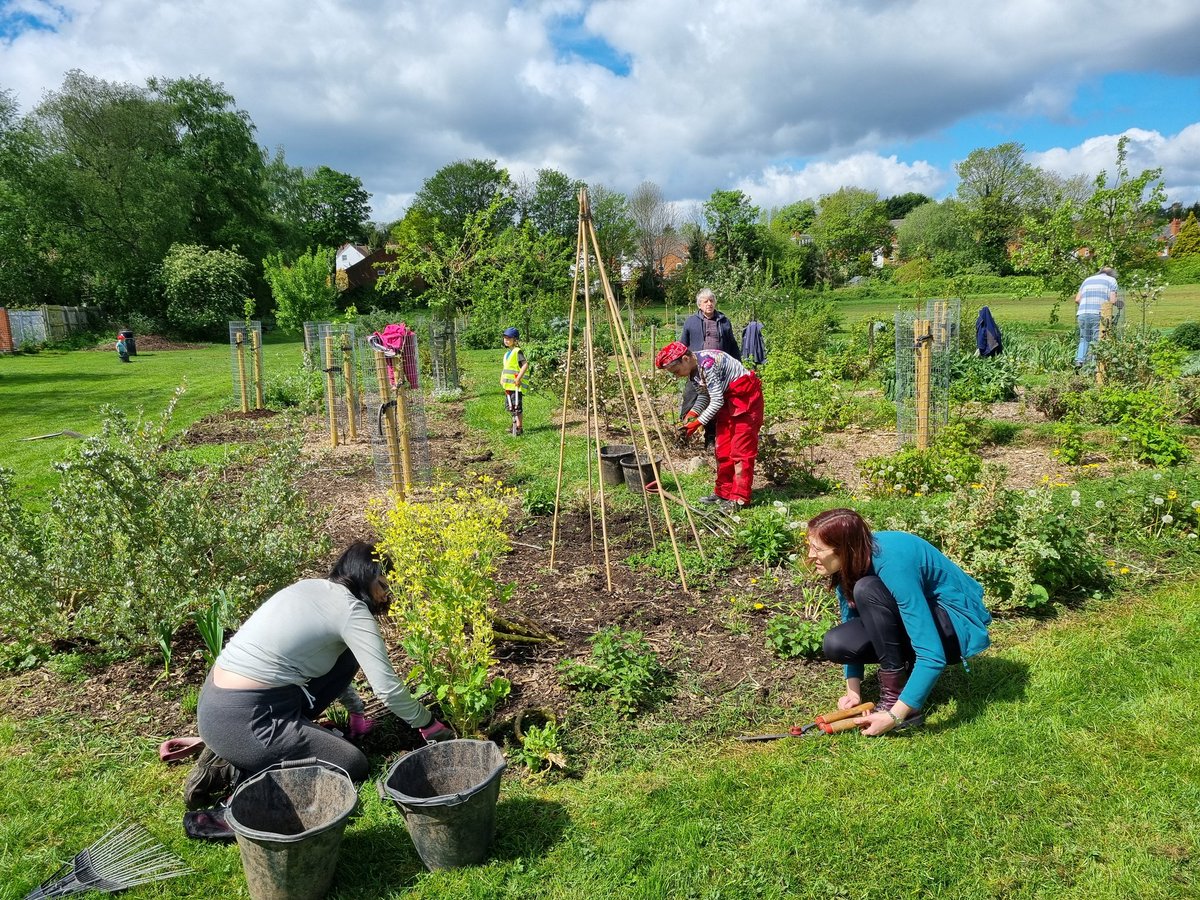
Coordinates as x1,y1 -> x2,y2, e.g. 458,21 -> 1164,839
735,702 -> 876,741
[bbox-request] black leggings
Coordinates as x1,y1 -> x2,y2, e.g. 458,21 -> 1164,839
196,649 -> 370,783
823,575 -> 961,671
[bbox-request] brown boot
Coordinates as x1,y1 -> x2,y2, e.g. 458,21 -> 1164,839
877,667 -> 924,730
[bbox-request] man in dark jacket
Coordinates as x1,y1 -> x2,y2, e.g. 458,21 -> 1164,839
679,288 -> 740,450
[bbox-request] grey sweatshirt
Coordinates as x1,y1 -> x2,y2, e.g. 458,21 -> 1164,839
217,578 -> 431,726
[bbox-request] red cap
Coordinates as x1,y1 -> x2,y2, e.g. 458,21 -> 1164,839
654,341 -> 688,369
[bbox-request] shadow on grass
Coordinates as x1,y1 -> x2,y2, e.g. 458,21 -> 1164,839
924,654 -> 1031,732
330,797 -> 569,896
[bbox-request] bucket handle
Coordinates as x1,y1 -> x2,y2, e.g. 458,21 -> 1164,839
246,757 -> 354,785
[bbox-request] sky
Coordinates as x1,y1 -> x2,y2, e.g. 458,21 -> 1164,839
3,0 -> 1200,224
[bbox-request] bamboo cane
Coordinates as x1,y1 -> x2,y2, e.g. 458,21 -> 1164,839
342,336 -> 358,441
581,205 -> 696,588
251,328 -> 265,410
235,332 -> 249,413
324,334 -> 339,447
549,213 -> 584,569
396,385 -> 414,492
373,350 -> 404,498
580,217 -> 613,590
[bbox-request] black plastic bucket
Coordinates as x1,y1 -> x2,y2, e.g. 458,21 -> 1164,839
620,454 -> 662,493
380,739 -> 507,870
225,759 -> 357,900
599,445 -> 634,486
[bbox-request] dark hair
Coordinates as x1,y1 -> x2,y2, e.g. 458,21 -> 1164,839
328,541 -> 391,611
807,508 -> 876,596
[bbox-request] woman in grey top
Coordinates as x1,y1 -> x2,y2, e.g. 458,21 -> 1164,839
187,542 -> 451,809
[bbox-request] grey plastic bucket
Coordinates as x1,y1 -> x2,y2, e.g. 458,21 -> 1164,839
380,739 -> 507,870
620,454 -> 662,493
224,759 -> 358,900
599,445 -> 634,486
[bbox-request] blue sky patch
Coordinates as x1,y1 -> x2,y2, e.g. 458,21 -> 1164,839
548,11 -> 630,76
0,3 -> 63,42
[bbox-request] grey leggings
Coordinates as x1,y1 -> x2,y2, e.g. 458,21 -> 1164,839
196,649 -> 369,783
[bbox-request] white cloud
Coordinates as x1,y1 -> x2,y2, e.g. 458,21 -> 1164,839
3,0 -> 1200,217
737,155 -> 947,210
1029,125 -> 1200,205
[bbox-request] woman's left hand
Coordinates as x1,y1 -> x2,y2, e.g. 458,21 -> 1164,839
856,711 -> 899,737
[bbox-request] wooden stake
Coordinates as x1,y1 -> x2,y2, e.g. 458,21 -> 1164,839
580,215 -> 613,590
1096,300 -> 1113,386
251,329 -> 265,410
324,334 -> 339,448
396,385 -> 414,491
235,332 -> 250,413
341,336 -> 359,441
914,318 -> 932,450
549,215 -> 584,570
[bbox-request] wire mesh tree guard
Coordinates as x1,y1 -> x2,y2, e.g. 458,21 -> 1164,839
316,323 -> 363,447
228,320 -> 265,412
548,187 -> 707,592
363,328 -> 431,499
893,299 -> 959,449
428,314 -> 461,395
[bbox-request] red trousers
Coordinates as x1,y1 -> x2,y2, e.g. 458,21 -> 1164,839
713,373 -> 764,504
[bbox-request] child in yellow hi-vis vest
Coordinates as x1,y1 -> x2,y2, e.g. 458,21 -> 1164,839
500,327 -> 529,436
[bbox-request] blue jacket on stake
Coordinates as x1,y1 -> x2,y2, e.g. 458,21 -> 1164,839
975,306 -> 1003,357
835,532 -> 992,710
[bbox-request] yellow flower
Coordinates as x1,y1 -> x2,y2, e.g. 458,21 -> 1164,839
1168,490 -> 1178,500
1119,567 -> 1130,574
753,603 -> 764,610
1106,560 -> 1116,567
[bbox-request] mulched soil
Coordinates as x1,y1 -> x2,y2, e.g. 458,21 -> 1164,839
0,393 -> 1087,754
83,334 -> 211,352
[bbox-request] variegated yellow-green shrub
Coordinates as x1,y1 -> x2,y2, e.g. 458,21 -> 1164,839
369,476 -> 514,735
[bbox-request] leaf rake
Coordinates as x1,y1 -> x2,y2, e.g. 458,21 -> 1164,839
24,823 -> 190,898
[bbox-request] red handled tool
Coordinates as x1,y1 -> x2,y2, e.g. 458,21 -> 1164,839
735,702 -> 875,741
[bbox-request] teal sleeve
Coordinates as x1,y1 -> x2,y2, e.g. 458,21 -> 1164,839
878,561 -> 946,709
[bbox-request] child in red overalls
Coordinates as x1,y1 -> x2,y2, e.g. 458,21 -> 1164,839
655,341 -> 764,507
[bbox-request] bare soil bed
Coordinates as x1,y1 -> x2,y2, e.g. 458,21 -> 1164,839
0,397 -> 1077,754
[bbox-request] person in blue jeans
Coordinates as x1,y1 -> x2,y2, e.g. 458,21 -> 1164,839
1074,266 -> 1117,369
809,508 -> 992,735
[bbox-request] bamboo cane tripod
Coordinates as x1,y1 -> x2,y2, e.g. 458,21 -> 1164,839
547,187 -> 707,593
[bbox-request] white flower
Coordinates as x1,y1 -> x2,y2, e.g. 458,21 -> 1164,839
1153,472 -> 1163,480
787,553 -> 798,561
1095,500 -> 1104,509
1071,499 -> 1081,507
1192,501 -> 1200,510
773,500 -> 785,509
1154,497 -> 1164,506
920,484 -> 929,493
945,474 -> 955,482
1071,490 -> 1081,499
894,484 -> 904,491
787,521 -> 801,530
1188,533 -> 1197,540
1163,514 -> 1174,524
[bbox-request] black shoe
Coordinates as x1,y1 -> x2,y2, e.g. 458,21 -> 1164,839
183,747 -> 235,811
183,804 -> 235,842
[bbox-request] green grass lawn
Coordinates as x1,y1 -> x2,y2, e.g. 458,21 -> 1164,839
0,335 -> 307,500
2,581 -> 1195,899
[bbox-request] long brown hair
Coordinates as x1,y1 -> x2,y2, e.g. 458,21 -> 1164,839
807,508 -> 876,597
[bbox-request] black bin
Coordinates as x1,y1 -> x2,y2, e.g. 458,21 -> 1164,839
118,330 -> 137,356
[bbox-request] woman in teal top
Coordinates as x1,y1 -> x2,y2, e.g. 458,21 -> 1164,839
807,508 -> 992,735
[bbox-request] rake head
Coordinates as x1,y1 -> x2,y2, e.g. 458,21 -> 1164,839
24,823 -> 190,899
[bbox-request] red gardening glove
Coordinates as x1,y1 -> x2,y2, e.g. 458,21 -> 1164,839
347,712 -> 376,740
684,418 -> 703,437
418,719 -> 455,744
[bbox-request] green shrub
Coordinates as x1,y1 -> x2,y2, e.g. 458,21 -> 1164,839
0,396 -> 327,654
557,627 -> 669,717
734,503 -> 800,566
1170,321 -> 1200,351
859,422 -> 983,497
949,353 -> 1019,403
516,720 -> 567,774
891,467 -> 1108,612
765,614 -> 831,659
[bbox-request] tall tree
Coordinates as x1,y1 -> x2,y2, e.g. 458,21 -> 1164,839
586,183 -> 636,286
955,142 -> 1051,273
27,70 -> 193,313
883,192 -> 934,220
1173,212 -> 1200,258
628,180 -> 674,291
515,168 -> 582,240
894,199 -> 972,266
809,187 -> 892,281
703,189 -> 762,266
296,165 -> 371,248
148,76 -> 270,256
767,199 -> 817,238
262,247 -> 339,331
410,158 -> 513,238
159,243 -> 251,337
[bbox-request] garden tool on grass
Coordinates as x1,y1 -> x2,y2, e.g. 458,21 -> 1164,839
644,479 -> 735,537
735,702 -> 875,741
23,823 -> 190,898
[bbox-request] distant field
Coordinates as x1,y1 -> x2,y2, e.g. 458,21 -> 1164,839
0,336 -> 306,500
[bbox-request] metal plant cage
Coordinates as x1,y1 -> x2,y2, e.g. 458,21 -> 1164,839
316,323 -> 364,444
303,321 -> 331,370
361,331 -> 432,494
893,299 -> 960,448
429,316 -> 460,394
228,320 -> 265,411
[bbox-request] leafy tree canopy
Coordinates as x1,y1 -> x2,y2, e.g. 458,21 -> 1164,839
296,165 -> 371,248
1173,212 -> 1200,257
883,192 -> 934,220
410,158 -> 513,238
704,189 -> 762,266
